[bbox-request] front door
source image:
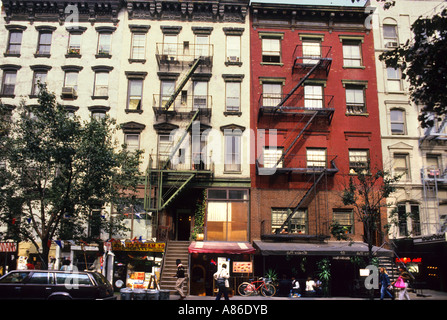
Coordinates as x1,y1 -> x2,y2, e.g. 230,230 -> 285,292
176,209 -> 192,241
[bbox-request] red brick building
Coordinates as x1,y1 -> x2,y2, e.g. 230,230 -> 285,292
249,2 -> 390,296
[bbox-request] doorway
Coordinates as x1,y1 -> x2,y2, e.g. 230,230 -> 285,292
176,209 -> 192,240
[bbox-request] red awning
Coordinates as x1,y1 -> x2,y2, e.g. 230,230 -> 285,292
188,241 -> 256,254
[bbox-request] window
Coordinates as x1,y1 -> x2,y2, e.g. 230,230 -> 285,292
0,272 -> 29,283
383,23 -> 398,48
333,209 -> 354,234
32,71 -> 47,95
125,134 -> 140,152
160,80 -> 175,109
263,146 -> 283,168
56,273 -> 92,286
127,79 -> 143,111
262,38 -> 281,63
1,71 -> 17,96
386,67 -> 402,91
93,72 -> 109,97
97,33 -> 112,55
67,33 -> 81,54
37,32 -> 52,55
393,153 -> 410,180
207,189 -> 249,241
225,82 -> 241,112
426,154 -> 442,177
262,83 -> 282,107
307,148 -> 326,169
271,208 -> 307,234
64,72 -> 78,91
302,39 -> 321,65
195,35 -> 209,57
158,134 -> 174,165
349,149 -> 369,174
131,33 -> 146,60
390,109 -> 406,135
163,34 -> 178,56
193,81 -> 208,110
6,31 -> 22,55
342,40 -> 362,67
226,35 -> 241,63
345,85 -> 366,114
28,272 -> 52,284
397,202 -> 420,237
304,85 -> 323,109
224,134 -> 241,172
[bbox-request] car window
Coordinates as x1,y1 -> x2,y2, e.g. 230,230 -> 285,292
56,273 -> 92,286
28,272 -> 52,284
0,272 -> 29,283
91,272 -> 107,286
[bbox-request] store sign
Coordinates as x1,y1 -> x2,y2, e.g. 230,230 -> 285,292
395,257 -> 422,264
233,261 -> 253,273
111,241 -> 165,252
414,232 -> 447,245
0,242 -> 17,252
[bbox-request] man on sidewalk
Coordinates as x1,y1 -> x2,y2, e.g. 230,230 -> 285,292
174,259 -> 187,300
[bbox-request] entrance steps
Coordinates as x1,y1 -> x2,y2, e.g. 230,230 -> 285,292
159,241 -> 190,295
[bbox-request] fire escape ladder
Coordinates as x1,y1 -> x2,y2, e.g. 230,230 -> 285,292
274,59 -> 323,113
162,57 -> 203,112
276,169 -> 326,234
275,111 -> 318,168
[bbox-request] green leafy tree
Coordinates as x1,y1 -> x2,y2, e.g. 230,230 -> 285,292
379,7 -> 447,128
0,84 -> 143,269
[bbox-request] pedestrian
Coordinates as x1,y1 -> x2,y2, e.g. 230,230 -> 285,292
60,259 -> 71,271
290,277 -> 301,297
174,259 -> 186,300
305,276 -> 316,296
26,259 -> 35,270
392,267 -> 411,300
314,277 -> 323,296
214,263 -> 230,300
379,267 -> 394,300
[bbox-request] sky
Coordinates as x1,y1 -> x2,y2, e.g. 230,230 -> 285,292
250,0 -> 369,6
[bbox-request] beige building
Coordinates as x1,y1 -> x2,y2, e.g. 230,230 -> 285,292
372,0 -> 447,241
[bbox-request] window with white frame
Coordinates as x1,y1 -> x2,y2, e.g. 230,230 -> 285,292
127,79 -> 143,111
64,71 -> 78,91
262,37 -> 281,63
390,109 -> 406,135
226,35 -> 241,63
163,34 -> 178,56
160,80 -> 175,109
342,40 -> 362,67
271,208 -> 307,234
97,32 -> 112,55
193,81 -> 208,110
32,71 -> 47,95
195,35 -> 209,58
304,85 -> 323,109
224,133 -> 241,172
386,67 -> 402,91
6,30 -> 22,55
158,134 -> 174,165
125,134 -> 140,152
307,148 -> 327,169
1,71 -> 17,96
383,22 -> 398,48
302,39 -> 321,65
393,153 -> 410,180
225,81 -> 241,112
262,83 -> 282,107
131,33 -> 146,60
349,149 -> 369,174
68,33 -> 81,54
93,72 -> 109,97
333,209 -> 354,234
263,146 -> 283,168
37,31 -> 52,55
345,85 -> 366,114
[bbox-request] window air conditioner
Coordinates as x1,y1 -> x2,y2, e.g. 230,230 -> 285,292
61,87 -> 77,98
385,42 -> 399,48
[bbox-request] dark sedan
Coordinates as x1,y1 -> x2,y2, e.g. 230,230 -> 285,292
0,270 -> 116,300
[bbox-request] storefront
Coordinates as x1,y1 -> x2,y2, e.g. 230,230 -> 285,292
107,240 -> 165,291
188,241 -> 256,296
253,240 -> 393,297
0,242 -> 18,275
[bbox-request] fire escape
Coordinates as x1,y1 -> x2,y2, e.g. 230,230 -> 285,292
256,44 -> 338,237
144,42 -> 214,220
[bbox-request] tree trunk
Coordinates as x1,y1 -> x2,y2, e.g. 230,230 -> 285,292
38,237 -> 50,270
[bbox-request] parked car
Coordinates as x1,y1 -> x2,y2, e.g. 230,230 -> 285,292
0,270 -> 116,300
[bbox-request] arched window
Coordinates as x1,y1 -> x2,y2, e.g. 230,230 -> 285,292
382,18 -> 398,48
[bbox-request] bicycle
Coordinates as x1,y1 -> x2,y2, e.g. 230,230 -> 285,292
237,277 -> 276,297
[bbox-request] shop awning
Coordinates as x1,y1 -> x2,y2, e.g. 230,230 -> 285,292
253,240 -> 393,257
189,241 -> 256,254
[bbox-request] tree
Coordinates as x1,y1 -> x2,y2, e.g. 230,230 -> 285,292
334,168 -> 399,299
379,8 -> 447,128
0,84 -> 143,269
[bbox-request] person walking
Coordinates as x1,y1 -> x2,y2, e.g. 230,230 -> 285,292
214,263 -> 230,300
379,267 -> 394,300
174,259 -> 187,300
393,267 -> 411,300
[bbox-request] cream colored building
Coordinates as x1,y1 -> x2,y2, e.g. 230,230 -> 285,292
372,0 -> 447,241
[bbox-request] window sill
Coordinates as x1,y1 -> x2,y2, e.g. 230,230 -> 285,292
223,171 -> 242,174
129,59 -> 146,64
65,53 -> 82,58
60,95 -> 78,100
4,53 -> 20,57
224,111 -> 242,117
91,96 -> 109,100
0,94 -> 15,98
125,109 -> 143,114
34,53 -> 51,58
343,66 -> 365,69
260,62 -> 284,67
95,53 -> 112,59
225,61 -> 242,67
345,112 -> 369,117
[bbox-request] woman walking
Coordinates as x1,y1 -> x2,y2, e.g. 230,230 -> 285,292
393,267 -> 411,300
379,267 -> 394,300
214,263 -> 230,300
